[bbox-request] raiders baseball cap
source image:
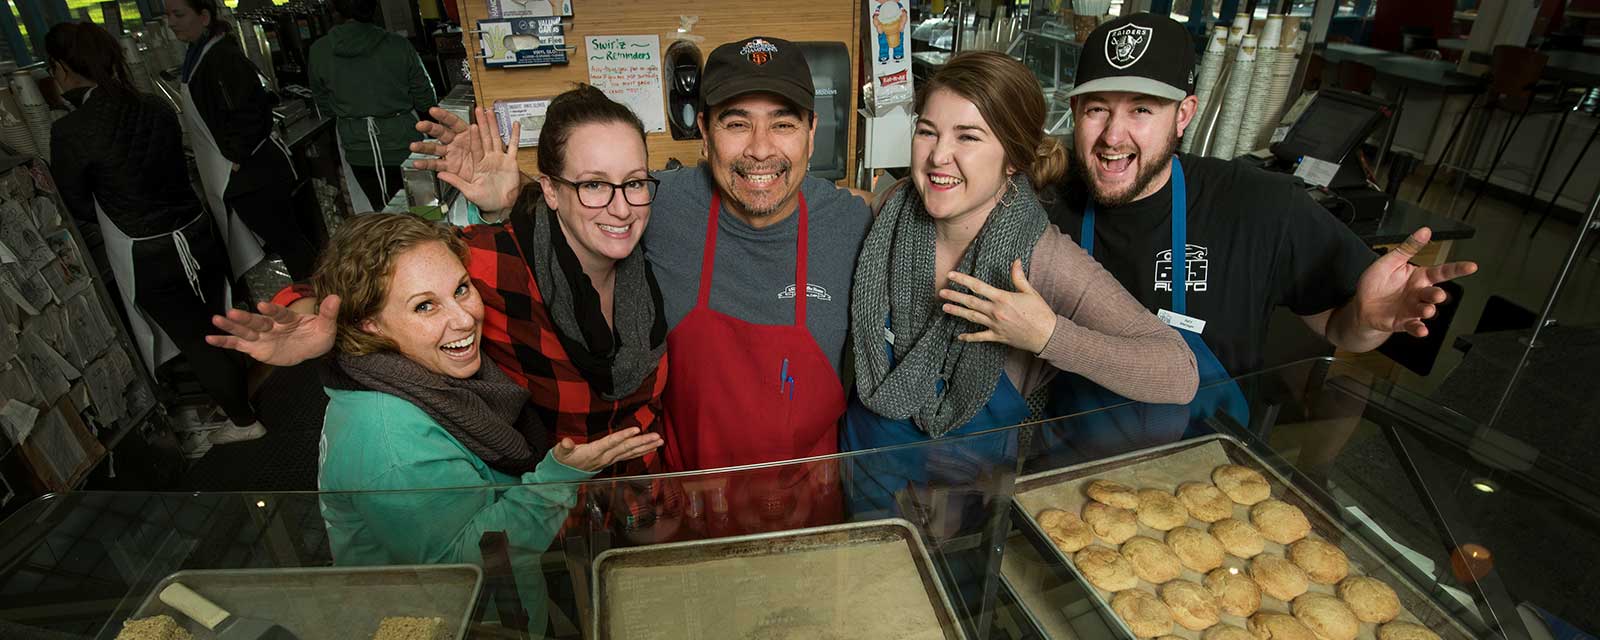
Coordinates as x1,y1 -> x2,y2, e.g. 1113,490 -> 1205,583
1067,13 -> 1196,101
701,36 -> 815,112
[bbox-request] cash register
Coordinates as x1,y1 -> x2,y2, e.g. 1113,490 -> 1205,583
1243,89 -> 1394,222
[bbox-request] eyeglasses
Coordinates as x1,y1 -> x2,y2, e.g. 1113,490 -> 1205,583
546,175 -> 660,208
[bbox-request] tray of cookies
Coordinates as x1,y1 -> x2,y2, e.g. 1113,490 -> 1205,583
589,517 -> 967,640
1009,434 -> 1479,640
120,564 -> 482,640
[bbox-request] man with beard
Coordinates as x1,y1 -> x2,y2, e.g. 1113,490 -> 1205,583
1043,14 -> 1477,424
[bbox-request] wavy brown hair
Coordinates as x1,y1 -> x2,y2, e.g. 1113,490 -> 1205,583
312,214 -> 467,356
916,50 -> 1069,187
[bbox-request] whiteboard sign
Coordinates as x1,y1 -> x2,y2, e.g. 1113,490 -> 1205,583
585,35 -> 666,134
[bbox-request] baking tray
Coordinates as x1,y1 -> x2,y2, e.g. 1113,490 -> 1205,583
123,564 -> 483,640
1009,434 -> 1480,639
591,518 -> 968,640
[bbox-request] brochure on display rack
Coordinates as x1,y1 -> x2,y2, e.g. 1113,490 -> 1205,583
479,17 -> 569,68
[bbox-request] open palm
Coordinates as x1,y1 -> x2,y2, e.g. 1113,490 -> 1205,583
1355,227 -> 1478,338
410,106 -> 523,214
206,297 -> 340,366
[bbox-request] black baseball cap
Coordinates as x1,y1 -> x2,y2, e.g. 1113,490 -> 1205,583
1067,13 -> 1196,101
701,36 -> 815,112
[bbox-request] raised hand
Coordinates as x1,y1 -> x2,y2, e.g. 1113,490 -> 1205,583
940,260 -> 1058,354
1354,227 -> 1479,338
553,427 -> 664,472
410,106 -> 524,214
206,296 -> 341,366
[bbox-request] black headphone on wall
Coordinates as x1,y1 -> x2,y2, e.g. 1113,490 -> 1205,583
664,40 -> 702,140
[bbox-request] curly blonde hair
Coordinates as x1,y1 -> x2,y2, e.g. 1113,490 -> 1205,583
312,214 -> 468,356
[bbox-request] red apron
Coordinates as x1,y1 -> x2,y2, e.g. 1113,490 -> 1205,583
659,191 -> 846,537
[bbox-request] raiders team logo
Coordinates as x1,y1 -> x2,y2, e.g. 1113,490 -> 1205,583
741,38 -> 779,65
1105,23 -> 1153,70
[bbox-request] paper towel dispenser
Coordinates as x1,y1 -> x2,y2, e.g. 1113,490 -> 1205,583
797,41 -> 849,181
664,40 -> 702,140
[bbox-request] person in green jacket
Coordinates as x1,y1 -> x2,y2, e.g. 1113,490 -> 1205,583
309,0 -> 435,209
310,213 -> 661,636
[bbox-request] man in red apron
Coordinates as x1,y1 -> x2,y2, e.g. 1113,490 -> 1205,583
641,37 -> 873,535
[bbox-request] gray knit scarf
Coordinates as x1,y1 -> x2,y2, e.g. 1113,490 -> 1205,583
511,185 -> 667,400
851,177 -> 1049,437
325,350 -> 545,474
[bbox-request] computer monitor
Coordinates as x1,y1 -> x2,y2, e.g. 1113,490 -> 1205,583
1270,89 -> 1390,167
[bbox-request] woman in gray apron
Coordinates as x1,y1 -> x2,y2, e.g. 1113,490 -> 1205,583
167,0 -> 319,281
46,22 -> 264,444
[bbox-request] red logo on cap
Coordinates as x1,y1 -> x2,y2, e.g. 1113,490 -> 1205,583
740,39 -> 779,65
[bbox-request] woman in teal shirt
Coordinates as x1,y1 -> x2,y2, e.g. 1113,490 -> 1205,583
310,213 -> 660,636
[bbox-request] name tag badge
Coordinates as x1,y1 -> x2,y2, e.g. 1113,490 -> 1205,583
1158,309 -> 1206,335
884,326 -> 896,344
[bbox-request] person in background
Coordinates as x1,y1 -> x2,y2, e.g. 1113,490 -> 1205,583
844,50 -> 1197,518
209,86 -> 670,482
311,213 -> 659,637
309,0 -> 436,209
167,0 -> 320,281
47,21 -> 265,445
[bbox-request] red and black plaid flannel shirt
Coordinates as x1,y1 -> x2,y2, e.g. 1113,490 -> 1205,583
461,223 -> 668,477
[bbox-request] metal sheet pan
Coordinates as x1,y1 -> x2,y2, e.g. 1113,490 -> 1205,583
1009,435 -> 1480,639
123,564 -> 483,640
591,518 -> 968,640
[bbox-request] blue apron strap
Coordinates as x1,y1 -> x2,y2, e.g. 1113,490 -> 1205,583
1080,209 -> 1095,255
1171,155 -> 1187,316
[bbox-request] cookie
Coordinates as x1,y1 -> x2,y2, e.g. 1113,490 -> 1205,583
1112,589 -> 1174,638
1167,526 -> 1226,573
1210,518 -> 1266,559
1288,537 -> 1349,584
1292,593 -> 1360,640
1249,554 -> 1309,602
1212,464 -> 1272,505
1377,622 -> 1442,640
1202,625 -> 1254,640
1177,482 -> 1236,522
1036,508 -> 1095,553
1249,499 -> 1311,545
1204,566 -> 1262,617
1122,536 -> 1184,584
1161,579 -> 1222,631
1247,612 -> 1315,640
1087,479 -> 1142,509
1084,501 -> 1140,544
1076,544 -> 1139,592
1137,488 -> 1189,531
1337,575 -> 1401,623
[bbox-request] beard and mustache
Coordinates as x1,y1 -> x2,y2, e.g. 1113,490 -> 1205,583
1073,132 -> 1179,207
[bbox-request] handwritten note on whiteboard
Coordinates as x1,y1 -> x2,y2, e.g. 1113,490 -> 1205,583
585,35 -> 666,134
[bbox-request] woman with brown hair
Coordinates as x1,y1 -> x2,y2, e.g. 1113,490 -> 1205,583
310,213 -> 658,637
843,51 -> 1198,515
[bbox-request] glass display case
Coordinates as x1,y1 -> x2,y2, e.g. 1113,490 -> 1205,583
2,358 -> 1592,639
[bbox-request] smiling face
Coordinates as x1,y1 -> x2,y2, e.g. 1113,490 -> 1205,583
539,121 -> 652,272
362,241 -> 486,379
912,88 -> 1013,225
699,92 -> 815,225
165,0 -> 210,43
1072,91 -> 1197,206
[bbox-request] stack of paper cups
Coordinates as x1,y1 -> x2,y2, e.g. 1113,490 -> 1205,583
11,71 -> 51,161
1184,25 -> 1230,154
1260,24 -> 1306,148
1228,14 -> 1249,46
0,86 -> 37,156
1212,34 -> 1257,159
1238,17 -> 1281,155
120,36 -> 155,95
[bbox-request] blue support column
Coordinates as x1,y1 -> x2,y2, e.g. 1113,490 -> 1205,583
0,0 -> 30,64
1217,0 -> 1239,22
1152,0 -> 1173,14
13,0 -> 49,61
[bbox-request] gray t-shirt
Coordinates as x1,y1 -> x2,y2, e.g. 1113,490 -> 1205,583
644,164 -> 871,374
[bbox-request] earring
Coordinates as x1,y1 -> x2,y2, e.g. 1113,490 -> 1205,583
999,176 -> 1020,208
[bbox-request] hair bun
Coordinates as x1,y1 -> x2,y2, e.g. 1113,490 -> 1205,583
1029,136 -> 1069,186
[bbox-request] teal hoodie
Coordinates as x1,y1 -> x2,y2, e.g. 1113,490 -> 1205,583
318,387 -> 594,635
309,22 -> 436,167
